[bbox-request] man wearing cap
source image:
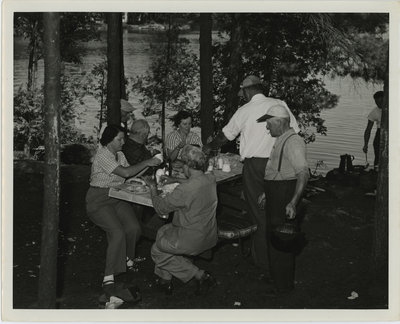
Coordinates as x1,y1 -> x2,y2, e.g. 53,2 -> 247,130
203,75 -> 299,271
99,99 -> 136,139
257,104 -> 309,294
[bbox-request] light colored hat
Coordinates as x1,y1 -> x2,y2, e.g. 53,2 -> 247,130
120,99 -> 135,112
257,104 -> 290,122
238,75 -> 262,96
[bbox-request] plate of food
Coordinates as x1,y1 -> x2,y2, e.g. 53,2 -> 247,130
126,177 -> 146,185
125,178 -> 149,194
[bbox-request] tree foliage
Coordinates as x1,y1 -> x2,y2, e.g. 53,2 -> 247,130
14,73 -> 92,153
212,13 -> 388,143
130,17 -> 200,124
14,12 -> 101,91
85,59 -> 108,135
14,12 -> 101,65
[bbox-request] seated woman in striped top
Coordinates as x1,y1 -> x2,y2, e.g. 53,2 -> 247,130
165,111 -> 202,163
86,125 -> 161,294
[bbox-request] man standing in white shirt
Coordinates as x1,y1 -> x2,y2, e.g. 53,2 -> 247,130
203,75 -> 299,272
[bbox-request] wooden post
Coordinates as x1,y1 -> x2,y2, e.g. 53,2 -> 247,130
38,12 -> 61,309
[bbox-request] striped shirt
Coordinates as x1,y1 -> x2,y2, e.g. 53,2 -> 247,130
90,145 -> 129,188
165,130 -> 202,159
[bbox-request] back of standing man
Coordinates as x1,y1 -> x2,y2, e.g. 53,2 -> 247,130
203,75 -> 299,271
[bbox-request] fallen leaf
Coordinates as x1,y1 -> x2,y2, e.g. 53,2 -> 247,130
347,291 -> 359,300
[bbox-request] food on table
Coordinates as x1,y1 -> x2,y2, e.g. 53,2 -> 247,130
125,177 -> 146,185
125,177 -> 149,194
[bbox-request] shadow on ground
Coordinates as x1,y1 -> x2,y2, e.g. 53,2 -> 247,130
12,161 -> 388,309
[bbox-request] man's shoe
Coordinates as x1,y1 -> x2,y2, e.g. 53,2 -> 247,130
195,271 -> 216,296
155,278 -> 173,295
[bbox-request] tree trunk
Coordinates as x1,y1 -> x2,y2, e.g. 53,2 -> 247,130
199,13 -> 214,143
38,12 -> 61,309
372,52 -> 389,274
224,14 -> 243,121
119,17 -> 127,100
107,13 -> 122,125
161,15 -> 172,156
27,19 -> 39,91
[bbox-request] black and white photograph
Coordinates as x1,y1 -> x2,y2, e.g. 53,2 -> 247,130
2,0 -> 400,322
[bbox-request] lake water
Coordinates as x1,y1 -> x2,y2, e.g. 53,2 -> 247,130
13,30 -> 382,174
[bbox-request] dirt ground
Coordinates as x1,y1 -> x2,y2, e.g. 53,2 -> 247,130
12,161 -> 388,310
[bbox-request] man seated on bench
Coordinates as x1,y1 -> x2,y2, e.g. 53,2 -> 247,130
144,145 -> 217,295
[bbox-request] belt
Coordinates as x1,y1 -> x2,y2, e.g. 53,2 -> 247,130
244,157 -> 268,160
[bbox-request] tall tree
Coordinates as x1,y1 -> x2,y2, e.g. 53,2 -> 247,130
224,13 -> 243,122
38,12 -> 61,309
14,12 -> 101,91
107,13 -> 122,124
372,51 -> 389,274
119,16 -> 127,100
199,13 -> 214,143
14,13 -> 42,91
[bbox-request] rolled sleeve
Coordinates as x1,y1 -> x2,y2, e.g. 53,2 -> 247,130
222,118 -> 240,141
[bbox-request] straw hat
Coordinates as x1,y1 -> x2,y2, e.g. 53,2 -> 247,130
238,75 -> 262,96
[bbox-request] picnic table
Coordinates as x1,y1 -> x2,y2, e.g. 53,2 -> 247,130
108,153 -> 243,207
108,153 -> 255,245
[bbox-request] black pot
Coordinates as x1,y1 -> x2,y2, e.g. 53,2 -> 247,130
271,219 -> 307,254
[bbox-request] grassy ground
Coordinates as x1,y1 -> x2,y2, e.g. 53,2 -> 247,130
12,161 -> 387,310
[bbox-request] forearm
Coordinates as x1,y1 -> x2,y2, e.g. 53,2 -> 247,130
363,121 -> 373,147
168,146 -> 180,162
289,170 -> 309,206
148,183 -> 175,215
115,161 -> 149,178
363,129 -> 371,146
208,132 -> 229,151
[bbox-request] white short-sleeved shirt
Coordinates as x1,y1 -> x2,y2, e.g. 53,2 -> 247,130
90,146 -> 129,188
222,94 -> 299,159
367,107 -> 382,128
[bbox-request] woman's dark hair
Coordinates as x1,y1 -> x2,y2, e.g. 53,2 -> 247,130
171,110 -> 192,128
100,124 -> 125,146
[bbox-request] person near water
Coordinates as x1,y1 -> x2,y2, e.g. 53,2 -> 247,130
363,90 -> 384,169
